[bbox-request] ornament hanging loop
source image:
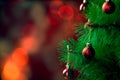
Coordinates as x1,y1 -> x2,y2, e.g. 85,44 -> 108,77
83,0 -> 87,3
106,0 -> 110,2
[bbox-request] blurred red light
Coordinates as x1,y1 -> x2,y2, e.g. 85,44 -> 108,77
58,5 -> 74,20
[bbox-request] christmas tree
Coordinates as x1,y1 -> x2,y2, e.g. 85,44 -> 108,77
58,0 -> 120,80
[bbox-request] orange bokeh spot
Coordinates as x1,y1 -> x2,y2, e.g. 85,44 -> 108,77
2,61 -> 21,80
11,48 -> 28,67
21,37 -> 33,51
2,48 -> 29,80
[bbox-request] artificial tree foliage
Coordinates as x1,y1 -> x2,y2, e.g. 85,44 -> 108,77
58,0 -> 120,80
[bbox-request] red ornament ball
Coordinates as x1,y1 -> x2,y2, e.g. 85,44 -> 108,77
80,3 -> 87,11
102,0 -> 115,14
82,43 -> 95,59
63,68 -> 74,80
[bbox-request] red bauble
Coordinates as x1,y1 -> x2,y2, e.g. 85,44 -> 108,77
82,43 -> 95,59
63,68 -> 74,80
63,68 -> 69,80
80,3 -> 87,11
102,0 -> 115,14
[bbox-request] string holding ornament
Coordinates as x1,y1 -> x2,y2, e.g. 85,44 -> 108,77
84,19 -> 93,28
63,45 -> 74,80
82,26 -> 95,60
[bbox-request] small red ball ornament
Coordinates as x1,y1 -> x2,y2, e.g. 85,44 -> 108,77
82,43 -> 95,59
80,0 -> 87,11
63,68 -> 74,80
80,3 -> 87,11
102,0 -> 115,14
